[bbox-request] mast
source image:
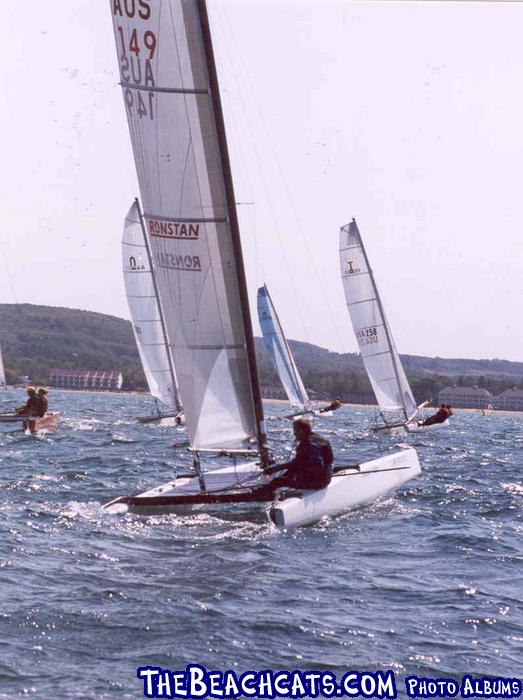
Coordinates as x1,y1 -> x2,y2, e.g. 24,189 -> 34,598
196,0 -> 268,464
135,197 -> 182,414
352,219 -> 408,422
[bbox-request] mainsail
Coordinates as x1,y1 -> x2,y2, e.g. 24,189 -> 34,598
257,285 -> 311,413
122,200 -> 181,412
111,0 -> 266,453
339,219 -> 417,422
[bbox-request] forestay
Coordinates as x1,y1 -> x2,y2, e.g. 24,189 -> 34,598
339,219 -> 417,422
257,285 -> 311,412
111,0 -> 263,451
122,201 -> 181,411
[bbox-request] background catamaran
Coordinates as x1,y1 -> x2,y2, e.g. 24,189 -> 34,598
257,284 -> 318,418
105,0 -> 421,527
122,200 -> 184,425
339,219 -> 446,433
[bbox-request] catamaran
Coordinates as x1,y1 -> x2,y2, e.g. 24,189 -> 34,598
257,284 -> 327,418
104,0 -> 421,527
257,285 -> 336,419
339,219 -> 447,433
122,200 -> 184,425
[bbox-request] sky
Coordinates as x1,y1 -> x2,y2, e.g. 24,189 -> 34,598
0,1 -> 522,362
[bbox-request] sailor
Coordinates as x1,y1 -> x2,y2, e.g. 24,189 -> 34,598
37,388 -> 49,416
15,387 -> 42,417
319,397 -> 342,413
265,418 -> 333,491
420,404 -> 449,427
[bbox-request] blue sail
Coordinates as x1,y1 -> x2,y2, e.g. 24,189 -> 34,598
257,285 -> 311,412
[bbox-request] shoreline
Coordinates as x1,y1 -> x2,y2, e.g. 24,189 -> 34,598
261,398 -> 522,417
6,389 -> 521,416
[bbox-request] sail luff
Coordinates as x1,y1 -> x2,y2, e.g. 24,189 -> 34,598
257,284 -> 310,411
196,0 -> 268,462
134,197 -> 182,413
111,0 -> 266,453
350,221 -> 409,422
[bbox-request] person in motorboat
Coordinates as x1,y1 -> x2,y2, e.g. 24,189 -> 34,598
264,418 -> 333,491
319,397 -> 342,413
15,387 -> 43,417
37,388 -> 49,416
419,404 -> 449,427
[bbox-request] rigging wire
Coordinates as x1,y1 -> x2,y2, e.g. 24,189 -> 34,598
208,10 -> 262,284
219,4 -> 348,354
212,5 -> 311,346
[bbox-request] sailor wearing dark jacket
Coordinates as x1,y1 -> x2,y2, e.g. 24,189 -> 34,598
265,418 -> 333,491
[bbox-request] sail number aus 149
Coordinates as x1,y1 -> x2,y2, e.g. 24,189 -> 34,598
116,26 -> 157,120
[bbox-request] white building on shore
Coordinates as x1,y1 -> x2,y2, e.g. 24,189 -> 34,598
49,369 -> 123,391
438,385 -> 493,409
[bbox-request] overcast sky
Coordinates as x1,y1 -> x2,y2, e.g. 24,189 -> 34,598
1,1 -> 522,361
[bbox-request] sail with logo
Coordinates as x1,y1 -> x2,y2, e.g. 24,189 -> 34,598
257,284 -> 312,416
339,219 -> 420,429
105,0 -> 421,527
122,200 -> 183,423
110,0 -> 264,452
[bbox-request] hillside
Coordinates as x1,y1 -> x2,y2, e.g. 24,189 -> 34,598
0,304 -> 144,389
0,304 -> 521,401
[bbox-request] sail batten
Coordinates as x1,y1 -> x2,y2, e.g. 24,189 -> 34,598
257,285 -> 311,413
111,0 -> 266,454
339,219 -> 417,422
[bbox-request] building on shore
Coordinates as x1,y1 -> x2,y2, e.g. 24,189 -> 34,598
493,388 -> 523,411
438,385 -> 493,409
49,369 -> 123,391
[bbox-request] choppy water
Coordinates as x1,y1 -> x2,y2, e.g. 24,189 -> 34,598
0,390 -> 521,698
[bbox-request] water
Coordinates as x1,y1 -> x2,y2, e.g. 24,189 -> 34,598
0,390 -> 521,698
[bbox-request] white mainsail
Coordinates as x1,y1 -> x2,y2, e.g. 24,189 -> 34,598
111,0 -> 266,452
122,200 -> 181,412
257,285 -> 311,413
339,219 -> 417,423
105,2 -> 422,526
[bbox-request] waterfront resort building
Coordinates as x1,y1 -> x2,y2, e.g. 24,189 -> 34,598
49,369 -> 123,391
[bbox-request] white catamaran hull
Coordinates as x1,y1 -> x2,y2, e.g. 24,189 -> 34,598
406,420 -> 449,433
104,448 -> 420,528
371,417 -> 450,436
269,447 -> 420,528
137,410 -> 185,427
285,409 -> 334,420
370,423 -> 406,436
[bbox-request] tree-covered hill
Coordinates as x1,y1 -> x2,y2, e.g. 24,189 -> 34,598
0,304 -> 521,401
0,304 -> 144,389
